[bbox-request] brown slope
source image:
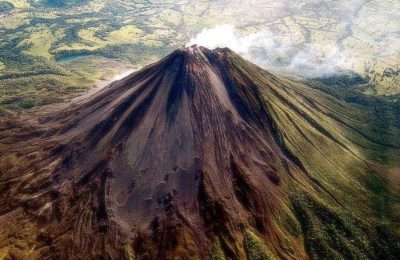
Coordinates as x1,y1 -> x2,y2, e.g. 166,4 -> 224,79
0,46 -> 399,260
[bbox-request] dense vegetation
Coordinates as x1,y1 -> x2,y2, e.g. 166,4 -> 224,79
309,74 -> 399,131
244,231 -> 275,260
37,0 -> 89,8
0,1 -> 14,12
0,29 -> 399,259
1,0 -> 399,113
0,0 -> 183,112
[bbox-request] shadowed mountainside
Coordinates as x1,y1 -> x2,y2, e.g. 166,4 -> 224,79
0,46 -> 399,259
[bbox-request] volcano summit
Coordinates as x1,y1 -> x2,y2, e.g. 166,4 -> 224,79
0,46 -> 399,259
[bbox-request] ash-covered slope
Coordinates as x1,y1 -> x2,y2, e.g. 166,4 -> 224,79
0,46 -> 399,260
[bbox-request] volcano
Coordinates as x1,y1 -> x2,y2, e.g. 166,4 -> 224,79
0,46 -> 399,259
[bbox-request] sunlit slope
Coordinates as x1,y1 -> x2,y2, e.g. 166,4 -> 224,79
209,48 -> 400,258
0,47 -> 399,259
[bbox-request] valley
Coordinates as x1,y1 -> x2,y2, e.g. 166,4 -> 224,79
0,0 -> 400,113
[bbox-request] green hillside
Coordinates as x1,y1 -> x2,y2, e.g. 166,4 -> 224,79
1,0 -> 400,114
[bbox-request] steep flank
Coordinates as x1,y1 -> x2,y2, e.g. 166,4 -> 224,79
0,46 -> 399,259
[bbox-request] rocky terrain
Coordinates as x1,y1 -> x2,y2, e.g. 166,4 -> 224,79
0,46 -> 399,259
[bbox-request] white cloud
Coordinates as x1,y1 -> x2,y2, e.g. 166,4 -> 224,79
338,0 -> 368,18
187,24 -> 345,78
186,25 -> 275,53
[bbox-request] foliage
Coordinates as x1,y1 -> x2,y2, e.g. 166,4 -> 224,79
244,230 -> 275,260
306,73 -> 400,163
14,97 -> 36,108
0,1 -> 14,12
0,0 -> 184,110
291,188 -> 400,259
210,239 -> 225,260
37,0 -> 89,8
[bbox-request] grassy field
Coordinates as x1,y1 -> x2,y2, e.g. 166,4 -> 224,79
0,0 -> 399,113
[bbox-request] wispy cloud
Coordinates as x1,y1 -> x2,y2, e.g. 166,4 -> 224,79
187,24 -> 345,78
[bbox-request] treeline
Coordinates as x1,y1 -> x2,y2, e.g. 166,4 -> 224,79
307,73 -> 400,148
31,0 -> 90,8
0,1 -> 14,12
